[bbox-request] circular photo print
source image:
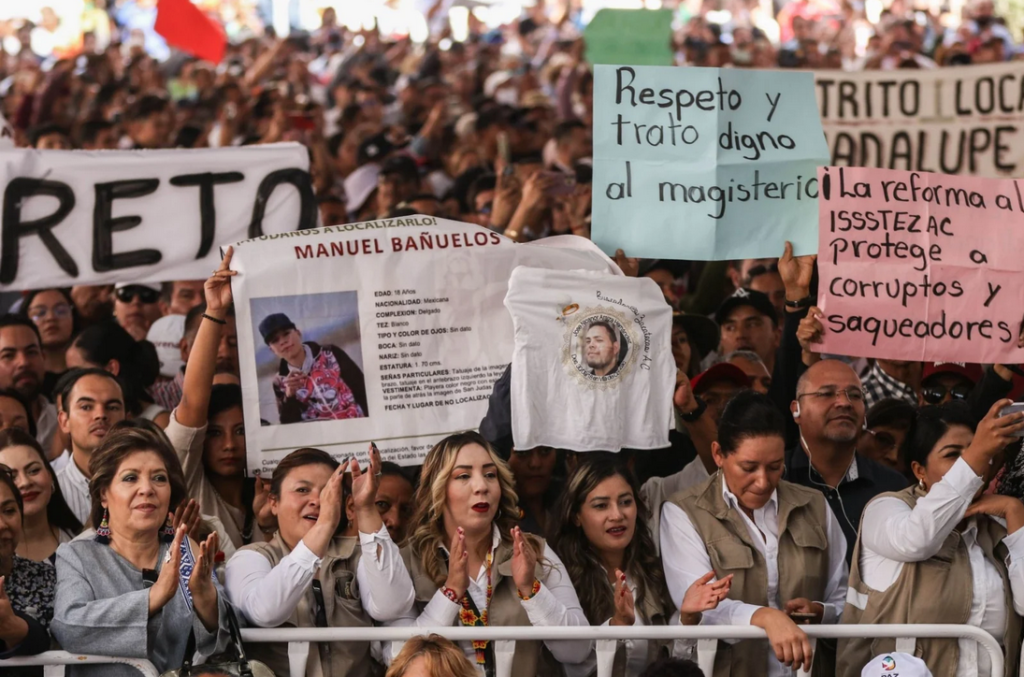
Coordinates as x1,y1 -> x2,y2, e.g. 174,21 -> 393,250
569,313 -> 634,383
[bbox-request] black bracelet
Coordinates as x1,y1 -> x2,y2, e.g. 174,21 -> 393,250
785,295 -> 813,310
202,313 -> 227,325
680,396 -> 708,423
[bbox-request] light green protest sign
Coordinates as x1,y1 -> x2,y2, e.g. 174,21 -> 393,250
584,9 -> 674,67
592,64 -> 829,260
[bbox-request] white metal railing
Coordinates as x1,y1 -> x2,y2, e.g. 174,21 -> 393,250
0,650 -> 160,676
237,624 -> 1004,677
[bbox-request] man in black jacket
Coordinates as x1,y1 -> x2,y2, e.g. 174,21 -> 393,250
259,313 -> 368,424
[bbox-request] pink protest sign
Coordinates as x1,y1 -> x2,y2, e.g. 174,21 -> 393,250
815,166 -> 1024,363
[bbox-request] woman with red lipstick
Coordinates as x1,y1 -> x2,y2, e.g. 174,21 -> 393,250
0,429 -> 81,563
550,455 -> 733,677
225,445 -> 413,677
0,464 -> 56,670
388,431 -> 591,676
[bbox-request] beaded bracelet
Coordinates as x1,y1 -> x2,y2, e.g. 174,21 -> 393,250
517,579 -> 541,601
203,313 -> 227,325
441,586 -> 460,604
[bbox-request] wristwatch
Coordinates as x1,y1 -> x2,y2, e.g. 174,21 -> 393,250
680,396 -> 707,423
785,295 -> 813,310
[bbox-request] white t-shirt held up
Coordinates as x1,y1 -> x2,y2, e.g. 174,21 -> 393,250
504,266 -> 674,452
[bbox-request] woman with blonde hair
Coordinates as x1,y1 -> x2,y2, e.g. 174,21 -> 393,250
383,430 -> 591,675
385,634 -> 478,677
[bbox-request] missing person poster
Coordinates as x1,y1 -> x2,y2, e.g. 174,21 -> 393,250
815,166 -> 1024,363
0,143 -> 313,290
230,216 -> 622,472
504,266 -> 674,452
815,62 -> 1024,178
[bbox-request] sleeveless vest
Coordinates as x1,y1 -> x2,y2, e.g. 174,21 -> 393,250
240,534 -> 380,677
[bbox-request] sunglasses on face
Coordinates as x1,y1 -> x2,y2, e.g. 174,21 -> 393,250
921,383 -> 972,404
115,286 -> 160,305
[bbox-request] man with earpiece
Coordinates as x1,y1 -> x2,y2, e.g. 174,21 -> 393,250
786,359 -> 909,567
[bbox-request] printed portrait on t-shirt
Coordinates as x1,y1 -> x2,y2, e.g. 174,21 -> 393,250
562,305 -> 639,388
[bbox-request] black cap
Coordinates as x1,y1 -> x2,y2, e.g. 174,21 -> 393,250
357,132 -> 394,166
259,313 -> 296,344
672,313 -> 720,358
380,154 -> 420,184
714,288 -> 778,327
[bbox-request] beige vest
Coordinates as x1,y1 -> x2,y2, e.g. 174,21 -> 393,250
838,485 -> 1022,677
400,537 -> 558,676
672,473 -> 833,677
241,534 -> 380,677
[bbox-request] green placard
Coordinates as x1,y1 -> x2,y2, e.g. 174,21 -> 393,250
584,9 -> 674,67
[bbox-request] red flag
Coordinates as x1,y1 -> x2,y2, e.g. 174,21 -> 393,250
154,0 -> 227,64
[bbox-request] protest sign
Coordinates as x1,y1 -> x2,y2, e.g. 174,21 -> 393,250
815,166 -> 1024,363
229,215 -> 621,472
592,65 -> 829,261
0,143 -> 312,290
504,266 -> 674,452
583,9 -> 674,67
815,62 -> 1024,178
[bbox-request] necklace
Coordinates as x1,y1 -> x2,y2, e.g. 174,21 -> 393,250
457,549 -> 493,667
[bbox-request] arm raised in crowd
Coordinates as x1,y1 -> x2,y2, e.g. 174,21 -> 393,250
351,445 -> 416,621
864,400 -> 1024,562
177,247 -> 235,430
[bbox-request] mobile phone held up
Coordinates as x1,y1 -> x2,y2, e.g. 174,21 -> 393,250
999,402 -> 1024,437
543,171 -> 577,197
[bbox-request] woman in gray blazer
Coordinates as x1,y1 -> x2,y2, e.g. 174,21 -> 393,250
51,424 -> 230,676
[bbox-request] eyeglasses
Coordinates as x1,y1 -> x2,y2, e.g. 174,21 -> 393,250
922,383 -> 972,405
28,304 -> 72,322
115,286 -> 160,305
797,387 -> 865,404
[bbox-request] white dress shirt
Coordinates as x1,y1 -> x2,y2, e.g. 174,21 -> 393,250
857,457 -> 1024,677
224,524 -> 414,627
50,448 -> 70,474
56,453 -> 92,525
641,457 -> 711,555
660,478 -> 848,677
563,574 -> 687,677
385,525 -> 592,670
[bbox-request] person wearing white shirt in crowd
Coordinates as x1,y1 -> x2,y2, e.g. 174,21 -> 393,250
54,368 -> 126,525
225,445 -> 413,677
0,316 -> 58,454
839,400 -> 1024,677
551,455 -> 733,677
387,431 -> 591,674
661,391 -> 848,677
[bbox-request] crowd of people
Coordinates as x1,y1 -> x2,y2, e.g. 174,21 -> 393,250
0,0 -> 1023,676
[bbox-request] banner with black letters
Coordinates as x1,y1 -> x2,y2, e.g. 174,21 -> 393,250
0,142 -> 314,290
815,62 -> 1024,178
